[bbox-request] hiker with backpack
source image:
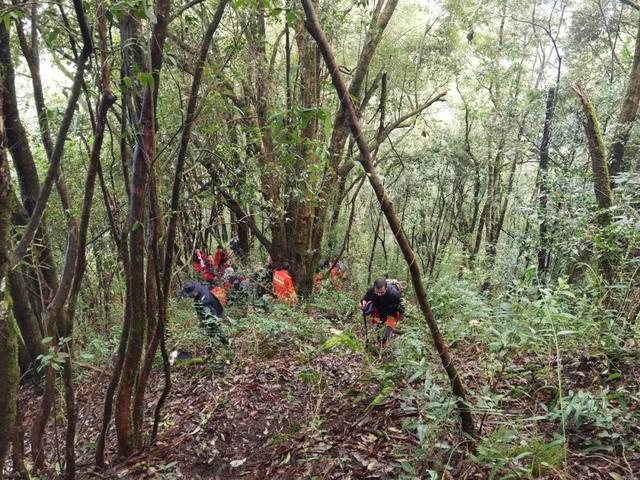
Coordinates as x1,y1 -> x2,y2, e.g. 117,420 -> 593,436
360,277 -> 405,347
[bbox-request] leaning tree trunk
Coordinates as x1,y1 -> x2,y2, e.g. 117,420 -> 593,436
609,15 -> 640,181
573,84 -> 614,284
301,0 -> 475,436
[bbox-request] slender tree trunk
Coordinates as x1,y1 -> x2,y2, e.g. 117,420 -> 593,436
114,0 -> 170,457
302,0 -> 475,435
538,87 -> 557,275
367,212 -> 382,285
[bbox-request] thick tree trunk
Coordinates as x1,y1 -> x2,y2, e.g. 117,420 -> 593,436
309,0 -> 400,280
0,69 -> 20,473
286,1 -> 321,295
7,269 -> 46,367
302,0 -> 475,436
11,400 -> 31,480
250,6 -> 287,262
0,22 -> 60,303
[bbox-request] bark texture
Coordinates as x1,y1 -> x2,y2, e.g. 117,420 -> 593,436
0,60 -> 20,474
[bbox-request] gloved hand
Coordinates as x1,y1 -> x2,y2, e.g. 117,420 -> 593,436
361,301 -> 375,316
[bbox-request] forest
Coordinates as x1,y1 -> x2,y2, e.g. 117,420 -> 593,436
1,0 -> 639,478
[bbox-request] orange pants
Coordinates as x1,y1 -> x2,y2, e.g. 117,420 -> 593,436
369,311 -> 401,329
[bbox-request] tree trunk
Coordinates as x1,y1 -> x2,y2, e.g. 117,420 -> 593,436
609,16 -> 640,180
0,67 -> 20,472
0,22 -> 60,303
302,0 -> 475,435
538,87 -> 557,275
115,0 -> 171,457
7,269 -> 46,368
573,84 -> 615,283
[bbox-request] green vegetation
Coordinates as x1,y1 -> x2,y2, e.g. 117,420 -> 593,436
1,0 -> 640,478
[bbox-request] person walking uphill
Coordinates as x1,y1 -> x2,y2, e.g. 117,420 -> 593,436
360,277 -> 405,347
179,280 -> 229,346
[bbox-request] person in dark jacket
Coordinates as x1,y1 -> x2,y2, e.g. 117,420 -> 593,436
179,280 -> 228,345
360,277 -> 404,345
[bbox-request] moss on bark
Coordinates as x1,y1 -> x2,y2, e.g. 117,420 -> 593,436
0,288 -> 19,468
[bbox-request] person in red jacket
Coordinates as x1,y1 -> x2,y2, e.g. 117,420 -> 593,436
213,245 -> 229,277
193,250 -> 215,284
272,262 -> 297,304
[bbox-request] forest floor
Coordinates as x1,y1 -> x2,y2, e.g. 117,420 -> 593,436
16,285 -> 640,479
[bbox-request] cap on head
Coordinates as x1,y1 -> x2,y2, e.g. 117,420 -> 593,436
282,262 -> 290,271
178,279 -> 200,297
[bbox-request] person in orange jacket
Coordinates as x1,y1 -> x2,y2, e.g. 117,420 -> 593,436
272,262 -> 297,304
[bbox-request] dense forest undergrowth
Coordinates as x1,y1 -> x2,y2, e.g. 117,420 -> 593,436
3,0 -> 640,478
15,270 -> 640,479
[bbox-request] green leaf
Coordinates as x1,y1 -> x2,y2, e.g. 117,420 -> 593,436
417,424 -> 427,444
286,9 -> 298,24
398,462 -> 416,474
137,72 -> 155,90
122,76 -> 133,91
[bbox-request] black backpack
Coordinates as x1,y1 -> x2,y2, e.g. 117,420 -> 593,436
386,279 -> 405,295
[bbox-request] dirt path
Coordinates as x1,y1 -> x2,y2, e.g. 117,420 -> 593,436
100,345 -> 428,479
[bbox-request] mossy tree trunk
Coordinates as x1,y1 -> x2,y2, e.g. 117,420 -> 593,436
572,84 -> 614,283
0,63 -> 20,476
609,15 -> 640,181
